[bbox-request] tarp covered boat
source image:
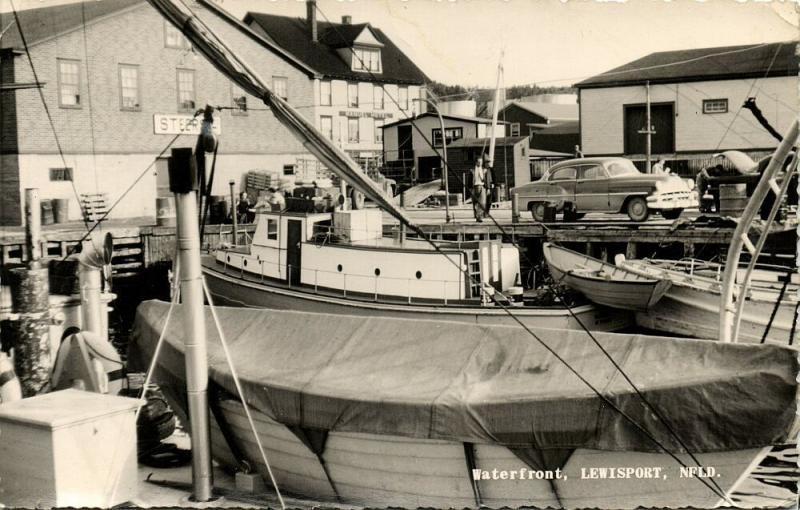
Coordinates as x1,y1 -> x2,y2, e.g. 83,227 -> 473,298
131,300 -> 799,509
543,243 -> 671,311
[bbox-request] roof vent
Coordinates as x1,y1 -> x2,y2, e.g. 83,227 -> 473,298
341,15 -> 352,25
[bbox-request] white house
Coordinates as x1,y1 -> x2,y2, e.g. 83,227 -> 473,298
575,41 -> 797,173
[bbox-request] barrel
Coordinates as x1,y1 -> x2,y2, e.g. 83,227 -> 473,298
718,184 -> 747,217
40,199 -> 54,225
155,196 -> 176,227
52,198 -> 69,223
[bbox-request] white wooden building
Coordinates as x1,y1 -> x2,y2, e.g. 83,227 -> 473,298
575,41 -> 797,173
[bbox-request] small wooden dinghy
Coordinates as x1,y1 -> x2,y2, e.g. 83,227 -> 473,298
543,243 -> 671,311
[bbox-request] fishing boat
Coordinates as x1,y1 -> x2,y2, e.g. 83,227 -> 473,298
131,300 -> 800,509
616,257 -> 799,344
542,243 -> 671,311
201,208 -> 631,331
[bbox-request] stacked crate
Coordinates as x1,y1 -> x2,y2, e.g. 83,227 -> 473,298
80,193 -> 109,222
245,170 -> 277,198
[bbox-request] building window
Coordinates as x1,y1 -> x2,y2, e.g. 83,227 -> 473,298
352,47 -> 381,72
510,123 -> 520,136
347,117 -> 359,143
267,219 -> 278,240
432,127 -> 463,147
320,80 -> 332,106
176,69 -> 195,112
398,87 -> 408,110
165,21 -> 191,49
375,119 -> 384,143
283,165 -> 295,175
273,76 -> 288,100
49,167 -> 73,181
347,82 -> 359,108
231,84 -> 248,114
57,59 -> 81,108
320,115 -> 333,140
118,64 -> 140,111
373,85 -> 384,109
703,98 -> 728,114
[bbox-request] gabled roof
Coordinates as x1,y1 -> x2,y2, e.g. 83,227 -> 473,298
448,136 -> 528,149
576,41 -> 799,89
531,120 -> 580,136
244,12 -> 428,85
502,101 -> 579,122
382,111 -> 505,129
0,0 -> 145,50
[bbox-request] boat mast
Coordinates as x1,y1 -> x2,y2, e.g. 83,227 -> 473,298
719,119 -> 798,342
170,147 -> 214,501
487,51 -> 503,169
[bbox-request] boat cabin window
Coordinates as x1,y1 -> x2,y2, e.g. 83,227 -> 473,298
267,219 -> 278,240
312,220 -> 332,239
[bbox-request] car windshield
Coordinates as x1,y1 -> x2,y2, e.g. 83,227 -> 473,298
606,160 -> 641,177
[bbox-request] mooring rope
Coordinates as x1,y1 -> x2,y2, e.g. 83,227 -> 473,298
201,278 -> 287,510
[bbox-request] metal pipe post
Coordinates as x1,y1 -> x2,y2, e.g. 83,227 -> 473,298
645,81 -> 652,173
229,179 -> 238,246
170,147 -> 213,501
24,188 -> 42,264
511,192 -> 520,223
719,119 -> 798,342
436,108 -> 451,223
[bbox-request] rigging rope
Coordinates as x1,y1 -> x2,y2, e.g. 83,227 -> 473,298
151,1 -> 735,501
201,278 -> 287,510
311,9 -> 730,500
9,0 -> 94,235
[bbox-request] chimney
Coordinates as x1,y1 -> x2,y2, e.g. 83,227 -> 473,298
307,0 -> 317,42
341,15 -> 352,25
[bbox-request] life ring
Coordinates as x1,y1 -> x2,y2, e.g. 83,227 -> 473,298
0,351 -> 22,403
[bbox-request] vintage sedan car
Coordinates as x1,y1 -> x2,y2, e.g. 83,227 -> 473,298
512,157 -> 697,222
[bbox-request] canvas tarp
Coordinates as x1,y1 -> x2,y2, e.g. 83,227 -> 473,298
131,300 -> 798,454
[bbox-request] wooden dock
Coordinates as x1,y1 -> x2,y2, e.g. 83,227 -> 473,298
0,217 -> 794,272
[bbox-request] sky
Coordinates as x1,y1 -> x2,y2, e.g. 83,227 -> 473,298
2,0 -> 798,87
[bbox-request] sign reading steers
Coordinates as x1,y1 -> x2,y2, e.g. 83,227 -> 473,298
153,114 -> 222,135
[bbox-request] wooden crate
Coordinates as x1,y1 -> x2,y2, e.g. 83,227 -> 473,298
0,389 -> 139,508
80,193 -> 109,222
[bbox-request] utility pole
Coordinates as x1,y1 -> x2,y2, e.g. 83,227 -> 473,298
642,81 -> 654,173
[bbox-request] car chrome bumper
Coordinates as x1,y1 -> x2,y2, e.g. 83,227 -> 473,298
646,192 -> 698,209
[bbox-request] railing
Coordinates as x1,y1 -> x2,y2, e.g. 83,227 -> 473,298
221,251 -> 465,305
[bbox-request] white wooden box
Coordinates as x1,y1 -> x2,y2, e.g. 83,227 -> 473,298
333,209 -> 382,242
0,389 -> 139,508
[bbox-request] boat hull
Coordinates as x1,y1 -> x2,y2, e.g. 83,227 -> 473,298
634,284 -> 797,344
202,261 -> 632,332
546,264 -> 671,312
155,373 -> 767,509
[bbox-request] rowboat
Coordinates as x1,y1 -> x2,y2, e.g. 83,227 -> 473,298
201,208 -> 631,332
131,300 -> 800,509
616,257 -> 799,344
542,243 -> 671,311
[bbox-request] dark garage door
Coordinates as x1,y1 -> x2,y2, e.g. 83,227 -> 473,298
624,103 -> 675,155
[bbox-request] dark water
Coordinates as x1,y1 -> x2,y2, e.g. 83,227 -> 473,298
730,444 -> 798,508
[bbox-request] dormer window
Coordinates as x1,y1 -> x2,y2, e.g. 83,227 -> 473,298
352,46 -> 381,73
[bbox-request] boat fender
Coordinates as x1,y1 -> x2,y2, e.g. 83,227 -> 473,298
614,254 -> 626,266
0,351 -> 22,403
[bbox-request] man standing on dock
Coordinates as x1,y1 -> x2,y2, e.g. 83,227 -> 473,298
472,157 -> 487,222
